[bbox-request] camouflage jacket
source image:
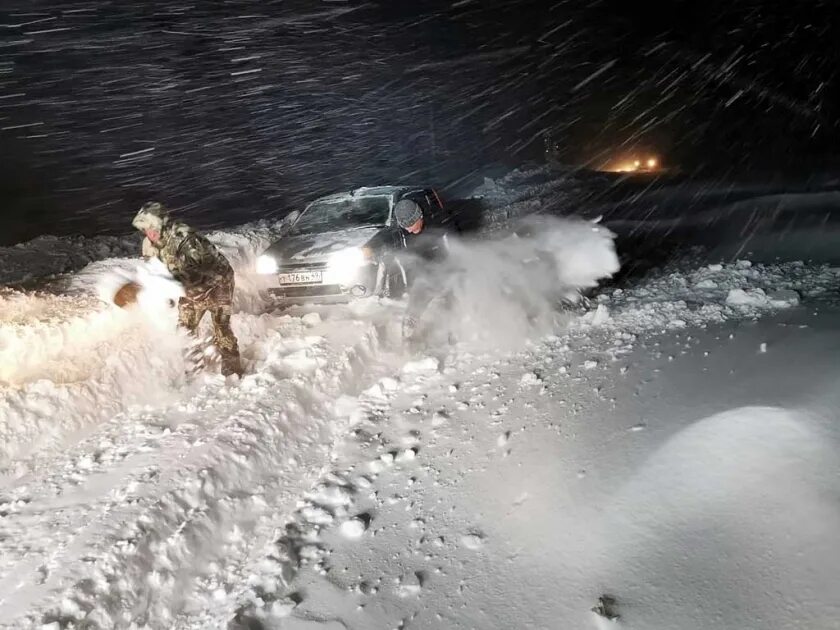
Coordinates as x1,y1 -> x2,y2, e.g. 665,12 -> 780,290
147,221 -> 234,303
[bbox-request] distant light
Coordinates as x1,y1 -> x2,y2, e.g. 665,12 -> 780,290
602,155 -> 662,173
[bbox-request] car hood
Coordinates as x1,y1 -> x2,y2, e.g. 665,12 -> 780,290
266,226 -> 382,262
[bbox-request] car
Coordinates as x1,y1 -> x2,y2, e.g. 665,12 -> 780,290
256,186 -> 452,304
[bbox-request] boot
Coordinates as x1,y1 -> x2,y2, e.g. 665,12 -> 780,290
221,352 -> 244,377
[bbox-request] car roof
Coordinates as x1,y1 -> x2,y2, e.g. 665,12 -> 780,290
311,186 -> 429,204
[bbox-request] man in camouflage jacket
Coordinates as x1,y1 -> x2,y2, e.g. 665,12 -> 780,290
132,201 -> 243,377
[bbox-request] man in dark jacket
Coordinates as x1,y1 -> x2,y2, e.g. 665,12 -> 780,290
393,198 -> 452,344
132,201 -> 243,377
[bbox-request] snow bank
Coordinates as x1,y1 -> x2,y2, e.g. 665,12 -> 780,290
595,406 -> 840,629
0,234 -> 140,286
582,259 -> 839,335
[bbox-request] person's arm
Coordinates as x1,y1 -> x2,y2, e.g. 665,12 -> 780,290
169,234 -> 227,288
141,236 -> 158,260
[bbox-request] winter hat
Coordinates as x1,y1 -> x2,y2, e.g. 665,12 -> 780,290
394,199 -> 423,229
132,201 -> 169,232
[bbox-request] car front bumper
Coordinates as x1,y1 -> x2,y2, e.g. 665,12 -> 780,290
263,263 -> 380,304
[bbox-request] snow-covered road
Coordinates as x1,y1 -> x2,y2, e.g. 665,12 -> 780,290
2,169 -> 840,629
275,302 -> 840,630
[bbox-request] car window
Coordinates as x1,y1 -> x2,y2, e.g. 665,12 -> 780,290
290,197 -> 391,235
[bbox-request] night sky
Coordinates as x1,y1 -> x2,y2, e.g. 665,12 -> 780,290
1,0 -> 837,245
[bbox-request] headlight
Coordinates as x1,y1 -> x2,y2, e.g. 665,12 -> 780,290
328,247 -> 374,284
329,247 -> 373,269
256,254 -> 279,275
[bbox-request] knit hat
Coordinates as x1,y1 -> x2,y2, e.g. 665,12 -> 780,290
132,201 -> 169,232
394,199 -> 423,229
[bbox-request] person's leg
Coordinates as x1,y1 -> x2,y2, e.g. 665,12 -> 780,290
179,299 -> 209,373
178,299 -> 203,333
211,305 -> 243,376
403,276 -> 436,342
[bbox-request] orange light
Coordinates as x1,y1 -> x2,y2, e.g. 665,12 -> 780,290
647,158 -> 657,169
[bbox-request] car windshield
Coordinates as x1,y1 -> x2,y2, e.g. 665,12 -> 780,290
290,196 -> 390,235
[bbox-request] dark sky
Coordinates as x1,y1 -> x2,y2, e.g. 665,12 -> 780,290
0,0 -> 837,244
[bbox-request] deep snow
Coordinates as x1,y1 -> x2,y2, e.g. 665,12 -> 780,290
271,303 -> 840,630
2,168 -> 840,629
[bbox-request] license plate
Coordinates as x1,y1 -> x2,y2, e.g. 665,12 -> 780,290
278,271 -> 323,285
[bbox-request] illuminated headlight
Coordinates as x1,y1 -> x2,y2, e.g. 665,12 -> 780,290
256,254 -> 279,275
329,247 -> 373,269
328,247 -> 374,284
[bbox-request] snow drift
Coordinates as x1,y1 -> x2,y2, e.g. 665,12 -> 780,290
590,406 -> 840,630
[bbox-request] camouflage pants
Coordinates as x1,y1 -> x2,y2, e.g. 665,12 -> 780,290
178,299 -> 242,376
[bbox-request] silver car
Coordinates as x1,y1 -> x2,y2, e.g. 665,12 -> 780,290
256,186 -> 450,304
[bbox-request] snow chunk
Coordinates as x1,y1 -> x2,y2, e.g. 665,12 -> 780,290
379,377 -> 400,391
301,312 -> 322,327
460,532 -> 485,550
520,372 -> 541,386
307,484 -> 353,508
768,289 -> 800,307
432,410 -> 449,427
726,288 -> 799,309
339,518 -> 367,539
397,582 -> 422,598
582,303 -> 611,325
726,288 -> 768,307
300,505 -> 334,526
403,357 -> 440,374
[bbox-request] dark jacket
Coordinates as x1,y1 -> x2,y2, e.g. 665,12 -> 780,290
405,226 -> 450,263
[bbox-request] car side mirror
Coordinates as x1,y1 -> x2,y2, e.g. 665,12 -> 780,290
279,210 -> 301,235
